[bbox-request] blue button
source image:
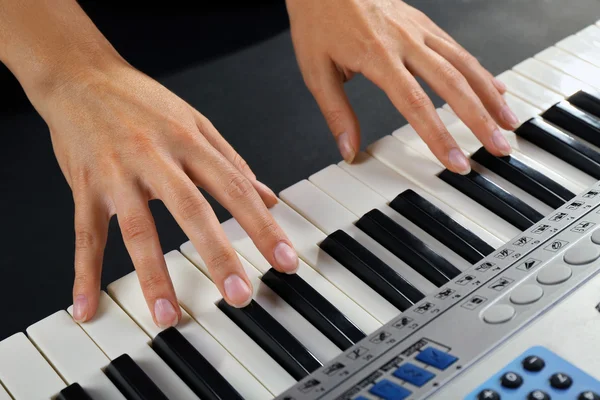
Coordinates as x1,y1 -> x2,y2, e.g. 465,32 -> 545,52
415,347 -> 458,370
369,380 -> 411,400
393,363 -> 435,387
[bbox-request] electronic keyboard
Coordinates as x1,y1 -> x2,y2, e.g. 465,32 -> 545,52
3,20 -> 600,400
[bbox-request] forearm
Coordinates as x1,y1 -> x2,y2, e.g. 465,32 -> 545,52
0,0 -> 122,106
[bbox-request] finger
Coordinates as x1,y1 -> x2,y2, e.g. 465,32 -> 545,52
72,191 -> 109,322
113,184 -> 181,328
152,165 -> 255,307
189,109 -> 278,207
405,47 -> 512,157
304,58 -> 360,163
426,34 -> 518,130
365,61 -> 471,174
181,136 -> 299,275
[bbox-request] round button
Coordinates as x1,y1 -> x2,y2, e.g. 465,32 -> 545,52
510,284 -> 544,305
550,372 -> 572,389
522,355 -> 545,372
591,228 -> 600,244
537,264 -> 572,285
477,389 -> 500,400
501,371 -> 523,388
564,244 -> 600,265
483,304 -> 515,324
528,390 -> 550,400
579,391 -> 600,400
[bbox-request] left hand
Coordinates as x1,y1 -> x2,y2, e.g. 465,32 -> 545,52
286,0 -> 518,174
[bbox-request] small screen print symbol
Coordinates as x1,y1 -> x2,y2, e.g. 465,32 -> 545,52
475,262 -> 495,272
435,288 -> 455,299
516,258 -> 540,271
415,302 -> 435,314
583,190 -> 599,199
513,236 -> 532,247
532,224 -> 551,234
489,277 -> 514,291
456,275 -> 476,286
544,240 -> 568,252
571,221 -> 595,233
495,249 -> 514,259
549,212 -> 567,222
461,295 -> 487,310
393,317 -> 413,329
566,201 -> 584,210
346,346 -> 368,360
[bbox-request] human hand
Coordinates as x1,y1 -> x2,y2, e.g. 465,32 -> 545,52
286,0 -> 518,173
37,53 -> 299,328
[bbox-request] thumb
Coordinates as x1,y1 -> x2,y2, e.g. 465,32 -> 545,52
308,61 -> 360,163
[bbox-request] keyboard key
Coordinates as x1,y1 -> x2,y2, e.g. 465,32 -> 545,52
513,57 -> 595,97
320,230 -> 422,310
536,46 -> 600,89
390,189 -> 495,263
218,299 -> 322,380
369,380 -> 412,400
0,385 -> 9,400
438,169 -> 543,231
500,371 -> 523,388
515,117 -> 600,180
57,383 -> 93,400
496,69 -> 563,109
542,100 -> 600,148
568,89 -> 600,119
261,268 -> 365,350
470,147 -> 574,208
393,363 -> 435,387
356,209 -> 460,286
415,348 -> 458,370
556,35 -> 600,67
105,354 -> 169,400
108,255 -> 291,397
219,218 -> 382,334
0,332 -> 66,399
152,327 -> 244,400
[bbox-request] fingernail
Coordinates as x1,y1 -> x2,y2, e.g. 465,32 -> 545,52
492,129 -> 512,156
501,104 -> 520,129
274,241 -> 299,273
337,132 -> 355,163
256,180 -> 278,203
224,275 -> 252,307
448,148 -> 471,175
493,77 -> 507,93
73,295 -> 88,322
154,299 -> 179,328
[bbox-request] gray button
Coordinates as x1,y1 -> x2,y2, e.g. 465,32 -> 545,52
591,228 -> 600,244
537,264 -> 572,285
563,243 -> 600,265
483,304 -> 515,324
510,284 -> 544,305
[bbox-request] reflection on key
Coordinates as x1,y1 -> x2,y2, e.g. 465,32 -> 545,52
568,89 -> 600,119
105,354 -> 169,400
543,101 -> 600,148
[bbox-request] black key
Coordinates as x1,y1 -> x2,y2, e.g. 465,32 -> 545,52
217,299 -> 321,380
438,169 -> 543,231
471,147 -> 575,208
500,371 -> 523,389
57,383 -> 92,400
105,354 -> 169,400
515,117 -> 600,179
152,327 -> 244,400
389,189 -> 495,264
543,100 -> 600,148
319,230 -> 424,310
550,372 -> 573,389
568,89 -> 600,119
355,209 -> 461,287
261,268 -> 364,350
522,355 -> 545,372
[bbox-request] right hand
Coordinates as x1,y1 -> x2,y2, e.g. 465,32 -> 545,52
36,49 -> 299,328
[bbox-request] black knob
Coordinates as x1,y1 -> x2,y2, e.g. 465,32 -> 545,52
527,390 -> 550,400
579,391 -> 600,400
477,389 -> 500,400
522,355 -> 545,372
550,373 -> 572,389
501,371 -> 523,389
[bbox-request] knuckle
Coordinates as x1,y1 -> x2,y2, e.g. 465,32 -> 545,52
405,88 -> 431,111
224,173 -> 254,201
120,213 -> 154,243
175,193 -> 207,220
232,152 -> 252,175
437,63 -> 465,89
139,271 -> 169,293
255,217 -> 279,239
75,229 -> 96,251
324,109 -> 346,128
207,249 -> 237,273
456,48 -> 478,66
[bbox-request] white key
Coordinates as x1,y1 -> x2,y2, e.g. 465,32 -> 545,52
337,153 -> 504,248
366,135 -> 521,240
577,24 -> 600,42
0,332 -> 65,399
556,35 -> 600,68
26,311 -> 109,383
535,46 -> 600,89
107,269 -> 276,399
0,384 -> 10,400
280,179 -> 438,294
67,291 -> 198,400
220,217 -> 381,334
268,201 -> 400,323
513,58 -> 596,97
496,70 -> 564,110
179,244 -> 342,362
162,250 -> 296,395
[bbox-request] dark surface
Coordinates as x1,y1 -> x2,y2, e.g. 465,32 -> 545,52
1,1 -> 600,342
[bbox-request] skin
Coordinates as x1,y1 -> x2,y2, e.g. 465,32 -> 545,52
0,0 -> 517,328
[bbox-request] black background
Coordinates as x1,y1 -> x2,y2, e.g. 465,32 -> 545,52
2,0 -> 600,341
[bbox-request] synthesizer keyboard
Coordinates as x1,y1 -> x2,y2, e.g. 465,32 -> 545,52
4,20 -> 600,400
